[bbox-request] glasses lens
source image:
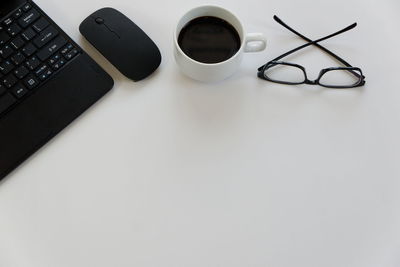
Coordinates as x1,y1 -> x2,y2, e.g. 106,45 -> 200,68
319,69 -> 362,88
264,63 -> 306,84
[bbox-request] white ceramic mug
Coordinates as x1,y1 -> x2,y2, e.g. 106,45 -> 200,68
174,5 -> 267,83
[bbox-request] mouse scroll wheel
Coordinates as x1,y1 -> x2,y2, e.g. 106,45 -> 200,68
95,17 -> 104,24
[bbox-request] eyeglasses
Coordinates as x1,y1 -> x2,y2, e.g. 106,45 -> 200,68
258,16 -> 366,88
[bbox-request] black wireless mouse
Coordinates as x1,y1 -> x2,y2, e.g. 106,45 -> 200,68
79,8 -> 161,81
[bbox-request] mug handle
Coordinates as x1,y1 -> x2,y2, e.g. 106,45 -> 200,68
244,33 -> 267,53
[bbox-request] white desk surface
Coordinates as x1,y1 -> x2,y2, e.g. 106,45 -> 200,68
1,0 -> 400,266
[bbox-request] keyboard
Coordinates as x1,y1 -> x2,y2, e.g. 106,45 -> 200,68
0,2 -> 80,116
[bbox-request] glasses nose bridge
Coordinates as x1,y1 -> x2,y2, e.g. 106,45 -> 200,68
305,79 -> 318,85
300,69 -> 318,85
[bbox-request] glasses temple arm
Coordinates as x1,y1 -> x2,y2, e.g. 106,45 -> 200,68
265,23 -> 356,65
273,15 -> 354,68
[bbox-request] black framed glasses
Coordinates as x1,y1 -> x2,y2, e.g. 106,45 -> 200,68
258,16 -> 366,88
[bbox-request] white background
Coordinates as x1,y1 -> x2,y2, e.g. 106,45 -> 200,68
1,0 -> 400,266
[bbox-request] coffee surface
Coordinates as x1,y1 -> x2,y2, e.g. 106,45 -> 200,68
178,16 -> 241,64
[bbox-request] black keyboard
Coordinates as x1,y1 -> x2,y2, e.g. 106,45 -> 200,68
0,2 -> 80,116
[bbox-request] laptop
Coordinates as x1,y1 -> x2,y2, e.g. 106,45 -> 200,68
0,0 -> 114,180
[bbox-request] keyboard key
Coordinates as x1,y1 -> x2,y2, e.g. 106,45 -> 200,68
22,43 -> 37,57
22,3 -> 32,12
32,17 -> 49,32
18,8 -> 40,28
37,35 -> 67,61
3,74 -> 18,88
34,64 -> 48,76
10,36 -> 25,50
13,9 -> 23,19
64,49 -> 79,60
0,31 -> 10,45
21,27 -> 37,41
11,52 -> 25,65
33,26 -> 58,48
0,45 -> 14,59
52,58 -> 66,70
0,93 -> 16,114
7,23 -> 22,37
39,69 -> 52,81
24,74 -> 39,89
3,18 -> 13,27
48,53 -> 61,65
14,65 -> 29,79
11,83 -> 28,98
0,61 -> 15,75
25,56 -> 41,70
60,43 -> 73,55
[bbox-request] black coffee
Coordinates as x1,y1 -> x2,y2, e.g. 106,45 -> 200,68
178,16 -> 241,64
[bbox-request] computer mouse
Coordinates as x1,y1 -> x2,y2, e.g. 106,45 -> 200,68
79,8 -> 161,81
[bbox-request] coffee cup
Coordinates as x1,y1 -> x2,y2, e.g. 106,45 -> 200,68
174,5 -> 267,83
